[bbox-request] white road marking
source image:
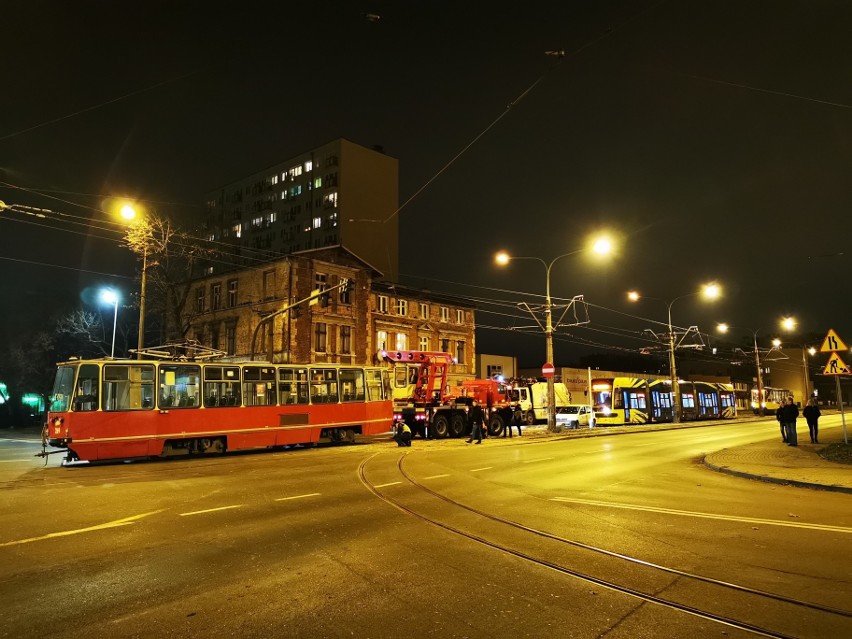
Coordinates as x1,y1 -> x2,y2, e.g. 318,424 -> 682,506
275,492 -> 321,501
373,481 -> 403,488
470,467 -> 492,472
0,510 -> 163,547
423,474 -> 450,480
523,457 -> 555,464
179,505 -> 242,517
552,497 -> 852,533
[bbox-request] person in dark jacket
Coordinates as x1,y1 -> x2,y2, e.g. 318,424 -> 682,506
466,399 -> 485,444
781,396 -> 799,446
776,401 -> 787,443
803,398 -> 821,444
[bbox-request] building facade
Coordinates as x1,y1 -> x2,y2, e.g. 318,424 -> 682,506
179,248 -> 476,383
204,138 -> 400,282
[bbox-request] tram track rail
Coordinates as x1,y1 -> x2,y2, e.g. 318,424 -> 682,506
358,452 -> 852,639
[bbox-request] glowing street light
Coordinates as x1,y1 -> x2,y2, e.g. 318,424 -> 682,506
630,283 -> 722,423
495,233 -> 614,432
118,203 -> 149,358
100,288 -> 119,358
779,316 -> 816,403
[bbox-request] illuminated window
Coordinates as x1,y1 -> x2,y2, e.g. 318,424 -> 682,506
377,330 -> 388,351
304,160 -> 313,172
289,165 -> 303,177
232,223 -> 241,238
271,174 -> 278,185
395,333 -> 408,351
323,192 -> 338,208
313,216 -> 321,229
314,177 -> 322,189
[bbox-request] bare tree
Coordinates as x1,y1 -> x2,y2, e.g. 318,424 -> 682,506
123,213 -> 213,343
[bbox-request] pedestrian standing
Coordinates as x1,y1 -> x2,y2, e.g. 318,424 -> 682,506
782,396 -> 799,446
803,398 -> 821,444
504,407 -> 523,438
466,399 -> 484,444
776,399 -> 787,443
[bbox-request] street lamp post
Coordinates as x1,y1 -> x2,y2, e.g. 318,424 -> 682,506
100,288 -> 119,358
630,284 -> 721,423
120,204 -> 149,358
779,317 -> 816,404
496,236 -> 613,432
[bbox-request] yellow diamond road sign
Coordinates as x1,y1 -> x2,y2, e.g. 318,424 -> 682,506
819,329 -> 847,353
822,352 -> 851,376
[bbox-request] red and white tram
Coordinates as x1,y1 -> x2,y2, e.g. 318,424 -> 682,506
44,357 -> 393,463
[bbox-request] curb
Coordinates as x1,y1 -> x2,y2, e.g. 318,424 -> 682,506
702,458 -> 852,495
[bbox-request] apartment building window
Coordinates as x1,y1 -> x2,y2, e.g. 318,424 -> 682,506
456,341 -> 465,365
211,323 -> 220,351
232,223 -> 241,238
313,216 -> 321,229
377,330 -> 388,351
487,365 -> 503,378
338,277 -> 351,305
263,270 -> 276,300
441,338 -> 450,353
314,177 -> 322,189
304,160 -> 313,172
195,287 -> 205,313
395,333 -> 408,351
419,336 -> 429,351
419,303 -> 429,319
396,299 -> 408,316
456,309 -> 464,324
227,280 -> 238,308
377,295 -> 388,313
211,283 -> 221,311
440,306 -> 449,322
315,272 -> 328,301
226,324 -> 236,356
315,322 -> 327,353
340,325 -> 352,354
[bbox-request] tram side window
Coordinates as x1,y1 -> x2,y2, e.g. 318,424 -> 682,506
366,369 -> 385,401
159,365 -> 201,408
310,368 -> 339,404
339,368 -> 365,402
203,366 -> 240,407
627,392 -> 646,410
681,393 -> 695,409
73,364 -> 100,411
279,368 -> 309,405
393,368 -> 408,388
243,366 -> 277,406
102,364 -> 155,411
721,393 -> 735,408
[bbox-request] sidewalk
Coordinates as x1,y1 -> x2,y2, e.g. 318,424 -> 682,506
703,425 -> 852,494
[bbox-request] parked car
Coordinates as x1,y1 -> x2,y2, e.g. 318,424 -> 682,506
555,404 -> 595,429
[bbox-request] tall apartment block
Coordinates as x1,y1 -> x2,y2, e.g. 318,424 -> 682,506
204,138 -> 399,281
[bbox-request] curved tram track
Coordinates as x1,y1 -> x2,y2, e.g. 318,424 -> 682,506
359,452 -> 852,639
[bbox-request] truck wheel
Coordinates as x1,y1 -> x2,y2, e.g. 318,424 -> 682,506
488,413 -> 505,437
449,414 -> 466,438
525,410 -> 536,426
432,414 -> 450,439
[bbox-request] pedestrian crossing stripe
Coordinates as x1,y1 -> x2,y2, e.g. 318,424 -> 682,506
820,328 -> 848,353
822,352 -> 851,376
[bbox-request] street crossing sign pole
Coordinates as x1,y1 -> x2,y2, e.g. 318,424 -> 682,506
820,328 -> 849,444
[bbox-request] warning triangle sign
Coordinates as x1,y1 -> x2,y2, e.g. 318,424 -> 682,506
819,329 -> 848,353
822,352 -> 851,376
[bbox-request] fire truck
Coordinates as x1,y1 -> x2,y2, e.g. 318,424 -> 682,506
383,350 -> 519,438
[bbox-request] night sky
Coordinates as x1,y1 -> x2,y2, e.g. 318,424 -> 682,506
2,1 -> 851,368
